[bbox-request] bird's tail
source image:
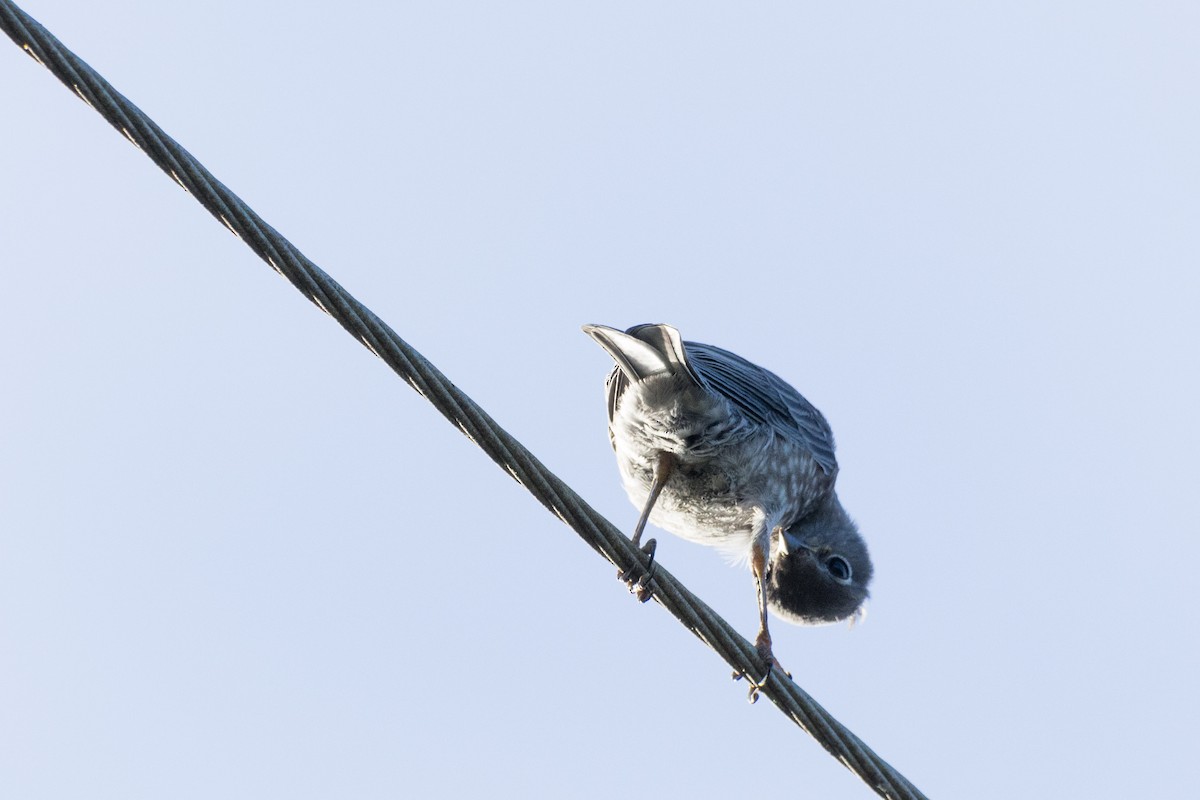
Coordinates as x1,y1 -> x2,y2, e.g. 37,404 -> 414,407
580,323 -> 699,385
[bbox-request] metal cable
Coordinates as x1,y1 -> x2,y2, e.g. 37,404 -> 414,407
0,4 -> 929,798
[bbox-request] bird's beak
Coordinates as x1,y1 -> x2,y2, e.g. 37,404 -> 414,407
778,531 -> 813,557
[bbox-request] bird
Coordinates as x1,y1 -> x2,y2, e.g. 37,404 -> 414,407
582,323 -> 872,699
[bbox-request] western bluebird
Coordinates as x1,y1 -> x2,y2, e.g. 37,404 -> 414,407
582,323 -> 872,699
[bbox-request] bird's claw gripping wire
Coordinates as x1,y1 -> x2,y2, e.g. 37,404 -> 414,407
618,537 -> 657,602
733,647 -> 792,704
733,663 -> 775,704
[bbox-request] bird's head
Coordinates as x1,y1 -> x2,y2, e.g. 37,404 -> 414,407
767,495 -> 873,626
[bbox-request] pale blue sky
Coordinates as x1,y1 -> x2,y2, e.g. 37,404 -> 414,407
2,2 -> 1197,798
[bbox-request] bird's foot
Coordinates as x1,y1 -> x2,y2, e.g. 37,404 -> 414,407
617,538 -> 657,602
732,637 -> 792,704
732,665 -> 772,704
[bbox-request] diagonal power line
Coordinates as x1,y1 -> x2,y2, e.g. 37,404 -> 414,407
0,4 -> 928,798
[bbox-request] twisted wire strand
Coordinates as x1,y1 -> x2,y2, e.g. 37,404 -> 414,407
0,4 -> 928,798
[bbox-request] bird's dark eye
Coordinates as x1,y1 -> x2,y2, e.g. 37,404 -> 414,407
826,556 -> 852,583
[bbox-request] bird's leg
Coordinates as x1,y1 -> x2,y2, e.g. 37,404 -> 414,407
734,529 -> 791,703
619,451 -> 676,602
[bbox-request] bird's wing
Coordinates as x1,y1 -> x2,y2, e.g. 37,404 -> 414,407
602,364 -> 627,440
684,341 -> 839,475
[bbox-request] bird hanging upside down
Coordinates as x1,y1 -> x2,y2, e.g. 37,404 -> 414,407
582,323 -> 872,701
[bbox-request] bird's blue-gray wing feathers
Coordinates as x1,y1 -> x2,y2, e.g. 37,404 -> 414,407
685,341 -> 839,475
